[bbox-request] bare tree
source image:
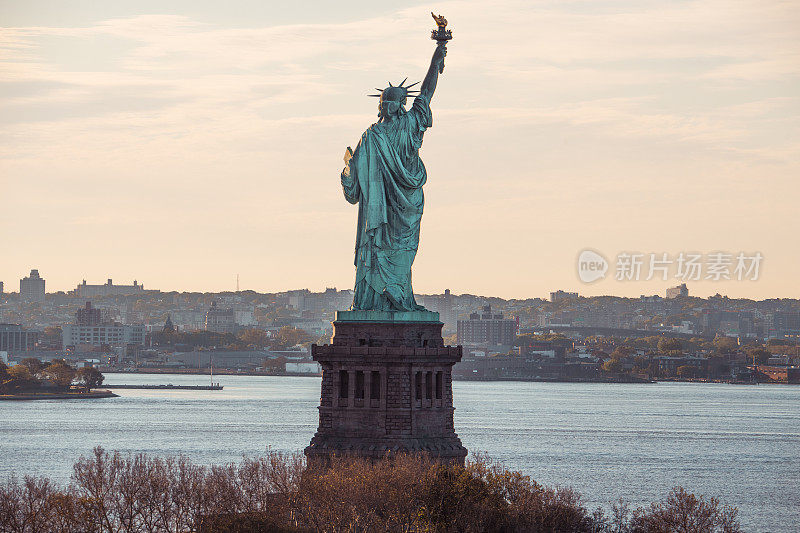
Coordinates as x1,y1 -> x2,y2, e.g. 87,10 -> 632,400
1,448 -> 742,533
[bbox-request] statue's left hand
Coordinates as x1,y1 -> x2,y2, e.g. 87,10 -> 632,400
342,146 -> 353,178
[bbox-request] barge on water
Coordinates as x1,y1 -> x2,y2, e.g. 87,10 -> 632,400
104,384 -> 223,390
107,360 -> 223,390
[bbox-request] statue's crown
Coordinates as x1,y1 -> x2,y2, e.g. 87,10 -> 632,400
368,78 -> 420,101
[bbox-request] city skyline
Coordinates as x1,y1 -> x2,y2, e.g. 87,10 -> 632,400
2,267 -> 800,303
2,1 -> 799,299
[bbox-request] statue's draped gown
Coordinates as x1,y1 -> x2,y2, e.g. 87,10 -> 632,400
341,94 -> 432,311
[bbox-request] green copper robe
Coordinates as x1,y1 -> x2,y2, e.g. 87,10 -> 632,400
341,94 -> 433,311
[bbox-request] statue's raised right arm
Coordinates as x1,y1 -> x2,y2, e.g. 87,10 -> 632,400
420,43 -> 447,101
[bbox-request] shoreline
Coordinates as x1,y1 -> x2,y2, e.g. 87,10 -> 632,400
0,390 -> 118,401
100,369 -> 795,385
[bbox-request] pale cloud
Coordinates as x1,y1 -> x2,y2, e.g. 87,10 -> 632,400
703,56 -> 800,81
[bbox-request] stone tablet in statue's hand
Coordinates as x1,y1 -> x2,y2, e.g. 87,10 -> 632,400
342,146 -> 354,177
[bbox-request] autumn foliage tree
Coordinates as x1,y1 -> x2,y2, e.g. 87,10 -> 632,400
602,359 -> 622,374
41,360 -> 76,390
262,356 -> 287,373
274,326 -> 312,349
657,337 -> 683,354
0,359 -> 104,394
237,328 -> 270,349
714,337 -> 739,355
74,367 -> 104,391
0,448 -> 741,533
18,357 -> 46,376
626,487 -> 741,532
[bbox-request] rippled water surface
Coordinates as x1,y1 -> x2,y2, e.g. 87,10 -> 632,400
2,374 -> 798,531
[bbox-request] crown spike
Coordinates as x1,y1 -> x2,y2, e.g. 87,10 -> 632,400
405,81 -> 420,89
388,81 -> 393,87
399,77 -> 408,87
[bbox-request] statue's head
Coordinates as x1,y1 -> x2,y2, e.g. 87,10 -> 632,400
370,79 -> 419,120
380,87 -> 407,116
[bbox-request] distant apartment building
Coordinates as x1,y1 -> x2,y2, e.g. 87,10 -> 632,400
671,320 -> 697,335
572,306 -> 622,328
76,301 -> 102,326
20,269 -> 45,303
542,309 -> 577,327
287,289 -> 309,311
285,361 -> 322,374
0,281 -> 4,294
0,324 -> 39,353
666,283 -> 689,299
701,310 -> 756,338
62,324 -> 145,347
654,356 -> 709,376
274,315 -> 329,336
234,308 -> 257,327
550,290 -> 579,303
457,305 -> 517,346
639,294 -> 662,303
62,301 -> 145,347
75,279 -> 144,298
205,301 -> 236,334
725,312 -> 755,338
519,340 -> 569,359
170,310 -> 207,331
418,289 -> 456,331
763,311 -> 800,339
288,288 -> 353,314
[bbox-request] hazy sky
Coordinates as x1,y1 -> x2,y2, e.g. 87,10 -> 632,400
1,0 -> 798,299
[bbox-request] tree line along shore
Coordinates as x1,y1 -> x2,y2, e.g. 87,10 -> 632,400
0,447 -> 741,533
0,358 -> 108,400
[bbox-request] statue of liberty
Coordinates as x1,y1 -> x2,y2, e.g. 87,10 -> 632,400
340,20 -> 449,312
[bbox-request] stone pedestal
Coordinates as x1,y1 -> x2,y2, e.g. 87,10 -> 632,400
304,311 -> 467,464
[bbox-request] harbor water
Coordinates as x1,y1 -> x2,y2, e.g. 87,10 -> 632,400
1,374 -> 798,531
